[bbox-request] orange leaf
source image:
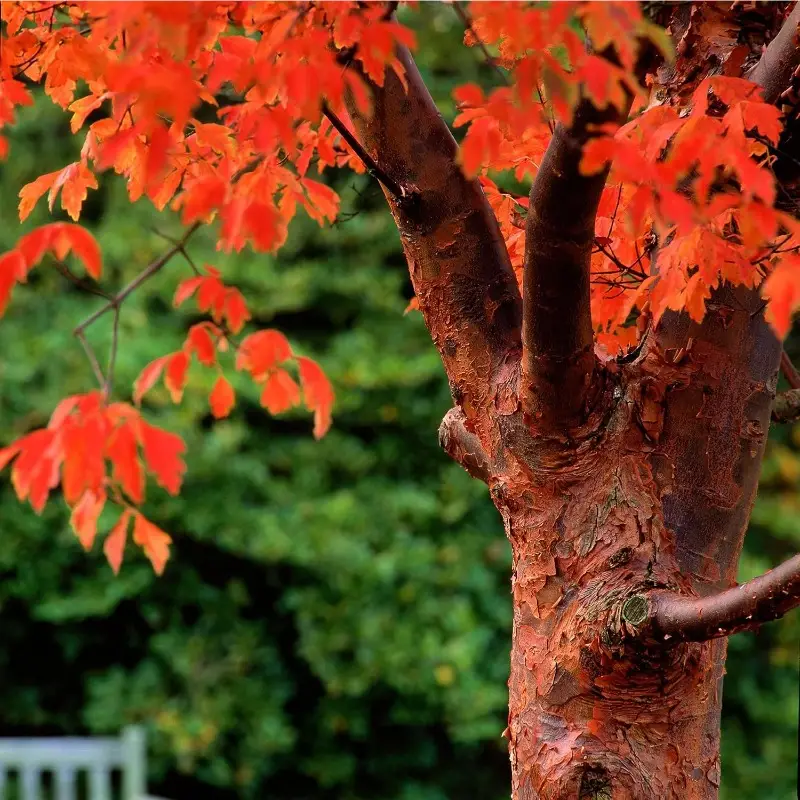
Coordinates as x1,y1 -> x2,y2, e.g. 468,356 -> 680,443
104,509 -> 131,575
133,512 -> 172,575
185,324 -> 216,366
209,375 -> 235,419
19,171 -> 59,222
297,356 -> 334,439
763,255 -> 800,339
70,488 -> 106,551
50,223 -> 103,279
165,350 -> 190,403
302,178 -> 339,224
9,429 -> 62,512
224,288 -> 250,333
139,420 -> 186,495
133,354 -> 170,405
0,440 -> 23,472
106,421 -> 145,503
45,162 -> 98,221
68,93 -> 108,133
260,369 -> 301,415
236,330 -> 292,379
173,275 -> 204,307
61,414 -> 106,504
0,250 -> 23,316
17,226 -> 55,269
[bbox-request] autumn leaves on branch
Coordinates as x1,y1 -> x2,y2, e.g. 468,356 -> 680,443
4,0 -> 800,621
342,3 -> 800,642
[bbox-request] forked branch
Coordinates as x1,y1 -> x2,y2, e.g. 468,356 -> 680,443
622,551 -> 800,641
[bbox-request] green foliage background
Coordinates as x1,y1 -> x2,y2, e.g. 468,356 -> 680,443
0,6 -> 797,799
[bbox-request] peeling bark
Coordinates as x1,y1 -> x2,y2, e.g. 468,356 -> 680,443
345,4 -> 800,798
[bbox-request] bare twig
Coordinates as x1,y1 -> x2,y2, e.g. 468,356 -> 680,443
76,330 -> 105,388
104,306 -> 121,401
622,550 -> 800,641
52,260 -> 112,300
73,221 -> 202,338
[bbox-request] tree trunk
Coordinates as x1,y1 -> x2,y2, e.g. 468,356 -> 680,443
494,286 -> 780,799
342,2 -> 800,797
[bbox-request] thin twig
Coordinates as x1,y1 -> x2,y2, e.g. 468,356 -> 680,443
76,330 -> 105,388
322,102 -> 406,198
452,2 -> 510,87
73,221 -> 202,337
104,306 -> 121,400
52,260 -> 113,300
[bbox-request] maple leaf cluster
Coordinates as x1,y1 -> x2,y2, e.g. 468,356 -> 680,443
0,392 -> 181,574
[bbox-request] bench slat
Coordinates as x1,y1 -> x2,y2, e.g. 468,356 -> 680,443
54,765 -> 77,800
89,765 -> 113,800
0,739 -> 123,768
21,765 -> 40,800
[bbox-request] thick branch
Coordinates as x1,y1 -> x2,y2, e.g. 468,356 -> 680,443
521,100 -> 628,431
438,406 -> 491,482
623,551 -> 800,641
746,1 -> 800,104
343,46 -> 521,412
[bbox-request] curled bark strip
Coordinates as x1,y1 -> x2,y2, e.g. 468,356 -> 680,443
746,0 -> 800,104
772,388 -> 800,422
438,407 -> 491,482
622,551 -> 800,641
344,47 -> 522,410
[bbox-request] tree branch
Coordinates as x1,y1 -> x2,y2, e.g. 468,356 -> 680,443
622,551 -> 800,642
342,46 -> 522,413
746,1 -> 800,104
438,406 -> 491,482
521,99 -> 630,431
73,221 -> 201,337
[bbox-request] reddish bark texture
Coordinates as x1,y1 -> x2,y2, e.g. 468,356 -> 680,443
345,3 -> 800,798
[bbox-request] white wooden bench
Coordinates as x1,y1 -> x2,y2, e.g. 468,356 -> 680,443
0,726 -> 162,800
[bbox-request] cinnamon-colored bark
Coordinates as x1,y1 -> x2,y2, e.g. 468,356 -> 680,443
626,550 -> 800,641
344,3 -> 800,798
